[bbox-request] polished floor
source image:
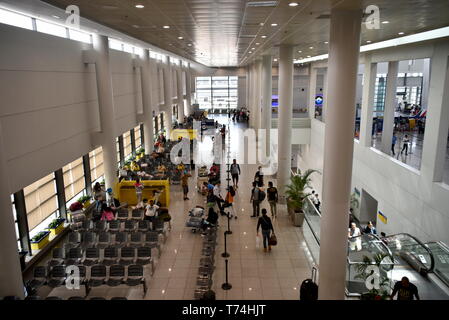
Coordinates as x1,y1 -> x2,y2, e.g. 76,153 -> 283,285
48,115 -> 314,300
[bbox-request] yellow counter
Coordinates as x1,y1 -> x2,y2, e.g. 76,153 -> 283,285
116,180 -> 170,206
170,128 -> 198,141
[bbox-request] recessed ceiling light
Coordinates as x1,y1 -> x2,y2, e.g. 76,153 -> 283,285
289,2 -> 299,7
163,25 -> 170,29
260,22 -> 265,26
307,55 -> 311,58
273,58 -> 278,61
271,23 -> 278,27
187,43 -> 192,46
132,25 -> 139,28
298,50 -> 302,53
135,4 -> 145,9
324,41 -> 328,44
382,21 -> 389,24
366,40 -> 372,43
256,42 -> 260,45
309,46 -> 314,49
178,36 -> 183,39
261,35 -> 267,38
398,32 -> 405,35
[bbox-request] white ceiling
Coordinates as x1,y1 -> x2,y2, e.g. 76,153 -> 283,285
41,0 -> 449,67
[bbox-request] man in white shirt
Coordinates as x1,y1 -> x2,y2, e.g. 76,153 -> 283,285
144,200 -> 159,225
348,222 -> 362,251
313,194 -> 321,212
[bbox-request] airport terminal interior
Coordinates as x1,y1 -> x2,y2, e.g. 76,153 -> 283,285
1,0 -> 449,301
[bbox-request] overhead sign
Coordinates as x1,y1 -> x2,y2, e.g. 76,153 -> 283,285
315,94 -> 323,106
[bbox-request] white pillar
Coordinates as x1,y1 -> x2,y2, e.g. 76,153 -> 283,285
162,58 -> 174,138
308,66 -> 318,118
176,67 -> 185,123
322,70 -> 328,121
141,49 -> 154,153
277,44 -> 294,194
184,64 -> 192,116
246,66 -> 250,110
255,59 -> 262,130
318,5 -> 362,300
421,42 -> 449,182
92,34 -> 118,193
249,63 -> 255,128
262,55 -> 272,154
0,123 -> 24,298
381,61 -> 399,154
359,55 -> 377,147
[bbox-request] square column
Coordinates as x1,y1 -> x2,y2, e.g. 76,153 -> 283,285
308,66 -> 318,118
359,55 -> 377,147
381,61 -> 399,154
262,55 -> 273,155
162,57 -> 174,138
421,42 -> 449,182
176,67 -> 185,123
141,49 -> 155,152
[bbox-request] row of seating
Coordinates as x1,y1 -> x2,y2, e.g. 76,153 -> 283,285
26,296 -> 127,300
26,264 -> 147,296
66,231 -> 163,254
70,218 -> 165,234
194,228 -> 218,299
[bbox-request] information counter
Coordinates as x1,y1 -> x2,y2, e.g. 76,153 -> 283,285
116,180 -> 170,206
170,128 -> 198,141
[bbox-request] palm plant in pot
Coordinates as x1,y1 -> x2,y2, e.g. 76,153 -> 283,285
285,169 -> 319,227
355,253 -> 391,300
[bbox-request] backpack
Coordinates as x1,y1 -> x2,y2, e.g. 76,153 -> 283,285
258,190 -> 266,201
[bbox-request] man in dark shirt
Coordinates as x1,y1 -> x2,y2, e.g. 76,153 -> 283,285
267,181 -> 278,218
257,209 -> 274,252
391,277 -> 420,300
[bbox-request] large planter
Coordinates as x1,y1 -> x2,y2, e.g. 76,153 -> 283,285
291,210 -> 305,227
30,231 -> 50,251
49,221 -> 65,236
83,200 -> 91,209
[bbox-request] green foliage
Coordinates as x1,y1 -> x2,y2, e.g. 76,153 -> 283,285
136,148 -> 145,155
48,218 -> 65,229
77,195 -> 91,203
285,169 -> 319,211
31,231 -> 49,242
355,253 -> 391,300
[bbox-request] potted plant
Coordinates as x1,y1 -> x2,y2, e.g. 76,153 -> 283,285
355,253 -> 391,300
47,218 -> 66,236
30,231 -> 51,250
77,195 -> 92,209
285,169 -> 319,227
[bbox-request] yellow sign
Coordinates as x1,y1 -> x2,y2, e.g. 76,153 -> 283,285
378,211 -> 387,224
170,129 -> 198,141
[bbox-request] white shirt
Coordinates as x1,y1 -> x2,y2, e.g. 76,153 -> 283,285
145,204 -> 159,217
348,227 -> 361,240
213,185 -> 221,198
313,196 -> 320,205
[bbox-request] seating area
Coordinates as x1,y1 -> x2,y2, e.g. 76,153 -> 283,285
194,228 -> 218,300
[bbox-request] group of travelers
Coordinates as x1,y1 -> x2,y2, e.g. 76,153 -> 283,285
231,108 -> 250,123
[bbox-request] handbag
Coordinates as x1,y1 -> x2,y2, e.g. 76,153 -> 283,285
269,233 -> 277,246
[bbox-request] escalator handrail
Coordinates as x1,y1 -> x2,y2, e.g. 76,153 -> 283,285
346,233 -> 395,265
425,241 -> 449,253
382,233 -> 435,272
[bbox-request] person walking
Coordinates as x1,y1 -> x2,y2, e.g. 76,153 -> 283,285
267,181 -> 278,218
230,159 -> 241,189
181,171 -> 192,200
348,222 -> 362,251
144,199 -> 159,226
401,134 -> 410,155
257,209 -> 275,252
134,178 -> 144,204
250,182 -> 261,217
93,182 -> 106,213
313,193 -> 321,212
391,277 -> 420,300
254,166 -> 264,187
224,186 -> 237,219
392,133 -> 397,156
363,221 -> 377,235
213,182 -> 225,215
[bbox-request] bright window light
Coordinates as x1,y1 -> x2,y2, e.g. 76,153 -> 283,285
36,19 -> 67,38
69,29 -> 91,43
294,26 -> 449,64
0,8 -> 33,30
123,43 -> 133,53
109,38 -> 123,51
134,47 -> 144,57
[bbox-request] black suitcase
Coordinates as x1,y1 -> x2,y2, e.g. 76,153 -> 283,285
300,266 -> 318,300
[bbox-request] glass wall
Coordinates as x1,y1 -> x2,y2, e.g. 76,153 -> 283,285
134,125 -> 142,150
123,131 -> 132,160
90,147 -> 104,185
24,173 -> 59,238
195,76 -> 238,110
63,157 -> 86,205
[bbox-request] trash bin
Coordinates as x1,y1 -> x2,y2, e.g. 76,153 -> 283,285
292,211 -> 305,227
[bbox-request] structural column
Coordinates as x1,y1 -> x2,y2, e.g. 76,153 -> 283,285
0,122 -> 24,298
261,55 -> 273,155
380,61 -> 399,154
308,66 -> 318,119
184,64 -> 192,116
162,57 -> 174,138
359,55 -> 377,147
92,34 -> 118,194
277,44 -> 294,194
421,42 -> 449,182
318,5 -> 362,300
141,49 -> 154,153
254,59 -> 262,131
176,67 -> 185,123
248,63 -> 255,127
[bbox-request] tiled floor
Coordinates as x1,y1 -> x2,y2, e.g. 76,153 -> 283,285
48,115 -> 314,300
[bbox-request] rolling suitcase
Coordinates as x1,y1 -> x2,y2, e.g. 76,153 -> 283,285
300,266 -> 318,300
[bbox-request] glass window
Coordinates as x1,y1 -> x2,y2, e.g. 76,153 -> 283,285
35,20 -> 67,38
134,126 -> 142,150
63,157 -> 85,203
123,131 -> 132,160
69,29 -> 91,43
123,43 -> 133,53
109,38 -> 123,51
90,147 -> 104,183
24,173 -> 58,236
11,195 -> 21,252
195,76 -> 238,110
0,9 -> 33,30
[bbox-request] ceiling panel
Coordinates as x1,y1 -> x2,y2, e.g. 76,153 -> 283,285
41,0 -> 449,67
